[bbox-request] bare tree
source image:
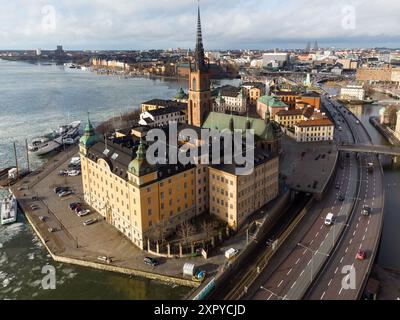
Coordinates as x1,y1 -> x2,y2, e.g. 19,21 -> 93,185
201,220 -> 215,240
150,222 -> 168,245
177,221 -> 195,245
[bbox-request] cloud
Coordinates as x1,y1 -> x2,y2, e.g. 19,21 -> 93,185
0,0 -> 399,49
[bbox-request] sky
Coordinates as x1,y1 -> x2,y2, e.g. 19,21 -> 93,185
0,0 -> 399,50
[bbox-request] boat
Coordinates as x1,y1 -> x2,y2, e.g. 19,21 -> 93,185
28,121 -> 81,156
0,194 -> 17,225
0,168 -> 30,187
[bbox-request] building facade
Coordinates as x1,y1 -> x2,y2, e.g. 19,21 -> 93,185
340,85 -> 366,101
294,118 -> 335,142
209,153 -> 279,230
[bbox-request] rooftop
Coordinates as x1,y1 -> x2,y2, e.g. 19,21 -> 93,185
295,118 -> 334,127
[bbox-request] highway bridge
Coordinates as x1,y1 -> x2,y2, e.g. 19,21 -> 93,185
338,143 -> 400,156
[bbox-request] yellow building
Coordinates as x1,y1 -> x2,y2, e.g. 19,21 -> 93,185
140,99 -> 187,114
274,107 -> 314,128
209,152 -> 279,230
242,82 -> 266,106
80,122 -> 201,249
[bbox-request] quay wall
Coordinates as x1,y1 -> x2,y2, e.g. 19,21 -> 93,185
22,203 -> 198,288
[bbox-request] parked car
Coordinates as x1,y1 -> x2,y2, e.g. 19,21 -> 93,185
69,202 -> 81,210
356,249 -> 366,261
97,256 -> 112,264
58,190 -> 73,197
338,194 -> 345,202
54,186 -> 67,193
335,183 -> 341,189
77,209 -> 91,217
144,257 -> 158,267
58,170 -> 68,176
83,219 -> 97,226
225,248 -> 239,259
67,170 -> 81,177
55,187 -> 70,194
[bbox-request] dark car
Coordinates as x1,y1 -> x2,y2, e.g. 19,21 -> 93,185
335,183 -> 341,189
54,186 -> 68,194
338,194 -> 345,202
69,202 -> 81,210
144,257 -> 158,267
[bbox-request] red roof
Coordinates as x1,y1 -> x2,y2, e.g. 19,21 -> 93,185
296,118 -> 334,127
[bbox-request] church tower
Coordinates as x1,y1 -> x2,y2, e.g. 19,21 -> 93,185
188,3 -> 211,127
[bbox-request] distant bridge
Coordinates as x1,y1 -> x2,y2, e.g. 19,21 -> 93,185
373,99 -> 400,105
339,143 -> 400,156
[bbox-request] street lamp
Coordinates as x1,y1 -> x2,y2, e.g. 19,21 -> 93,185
260,286 -> 286,300
297,243 -> 329,282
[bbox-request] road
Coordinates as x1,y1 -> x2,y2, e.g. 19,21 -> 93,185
305,98 -> 384,300
246,97 -> 360,300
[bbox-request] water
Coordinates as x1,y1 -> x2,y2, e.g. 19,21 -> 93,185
0,60 -> 197,299
326,87 -> 400,270
346,95 -> 400,271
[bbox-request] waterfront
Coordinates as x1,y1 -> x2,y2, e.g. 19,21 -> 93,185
0,60 -> 198,299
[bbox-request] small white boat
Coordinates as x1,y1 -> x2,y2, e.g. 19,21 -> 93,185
0,194 -> 17,225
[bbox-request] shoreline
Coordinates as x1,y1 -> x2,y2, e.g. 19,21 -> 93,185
10,146 -> 200,289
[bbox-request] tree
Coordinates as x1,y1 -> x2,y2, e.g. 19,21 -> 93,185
177,221 -> 195,245
201,220 -> 215,240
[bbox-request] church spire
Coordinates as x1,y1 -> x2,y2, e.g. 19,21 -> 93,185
195,2 -> 207,72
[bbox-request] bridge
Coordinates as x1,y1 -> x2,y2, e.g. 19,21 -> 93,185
373,99 -> 400,105
339,143 -> 400,156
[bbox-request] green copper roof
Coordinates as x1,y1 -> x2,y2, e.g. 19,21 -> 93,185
80,116 -> 101,148
175,87 -> 188,100
258,95 -> 288,108
202,112 -> 277,141
128,138 -> 155,177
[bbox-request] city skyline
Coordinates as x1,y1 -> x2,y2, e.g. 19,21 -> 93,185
1,0 -> 399,50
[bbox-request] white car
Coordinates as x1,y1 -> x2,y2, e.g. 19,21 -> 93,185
77,209 -> 91,217
83,219 -> 97,226
58,190 -> 73,197
67,170 -> 81,177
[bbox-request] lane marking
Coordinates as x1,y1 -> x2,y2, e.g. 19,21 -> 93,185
300,270 -> 305,277
315,232 -> 319,238
349,238 -> 353,244
321,292 -> 326,300
340,257 -> 344,264
268,293 -> 273,300
277,280 -> 283,288
353,231 -> 356,236
363,235 -> 366,241
328,279 -> 333,287
345,247 -> 349,253
295,258 -> 300,265
303,249 -> 307,255
291,281 -> 297,289
287,268 -> 292,276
